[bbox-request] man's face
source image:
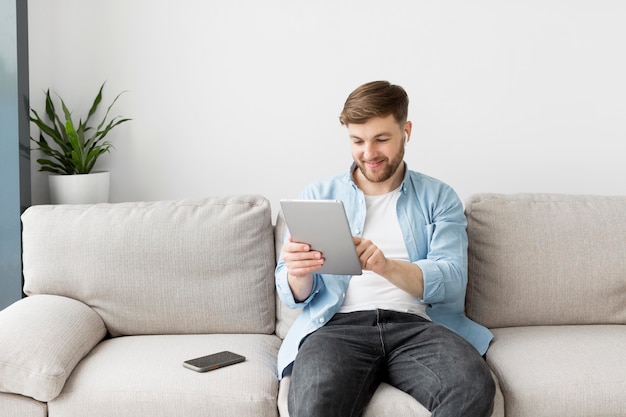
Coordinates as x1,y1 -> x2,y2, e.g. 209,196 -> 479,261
348,114 -> 410,187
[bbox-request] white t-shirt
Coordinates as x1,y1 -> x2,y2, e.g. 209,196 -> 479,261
338,188 -> 429,319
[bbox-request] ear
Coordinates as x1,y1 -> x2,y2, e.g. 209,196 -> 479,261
404,121 -> 413,143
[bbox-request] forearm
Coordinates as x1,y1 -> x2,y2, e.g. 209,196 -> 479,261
288,272 -> 315,303
380,260 -> 425,298
276,262 -> 315,307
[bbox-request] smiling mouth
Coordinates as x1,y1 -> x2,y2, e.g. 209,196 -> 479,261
365,160 -> 384,169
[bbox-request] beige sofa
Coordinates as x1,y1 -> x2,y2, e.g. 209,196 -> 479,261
0,193 -> 624,417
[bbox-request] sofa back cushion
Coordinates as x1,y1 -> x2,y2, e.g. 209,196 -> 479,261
274,210 -> 302,339
465,193 -> 626,328
22,195 -> 276,336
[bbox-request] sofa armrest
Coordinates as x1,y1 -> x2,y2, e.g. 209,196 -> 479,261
0,295 -> 106,402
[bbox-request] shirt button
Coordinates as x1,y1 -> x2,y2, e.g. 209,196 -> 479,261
355,229 -> 360,234
319,317 -> 325,323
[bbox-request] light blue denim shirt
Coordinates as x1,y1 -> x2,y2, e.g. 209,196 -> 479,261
275,164 -> 493,378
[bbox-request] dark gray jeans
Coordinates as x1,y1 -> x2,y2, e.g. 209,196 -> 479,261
288,309 -> 494,417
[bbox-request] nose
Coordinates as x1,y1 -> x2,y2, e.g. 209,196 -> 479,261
363,142 -> 376,159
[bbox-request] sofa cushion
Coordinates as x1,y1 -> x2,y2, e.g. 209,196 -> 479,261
278,373 -> 505,417
487,325 -> 626,417
22,196 -> 276,336
48,334 -> 281,417
279,378 -> 431,417
274,210 -> 301,339
465,193 -> 626,328
0,295 -> 106,402
0,392 -> 47,417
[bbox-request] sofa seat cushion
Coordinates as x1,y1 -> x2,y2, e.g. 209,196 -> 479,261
0,392 -> 47,417
48,334 -> 282,417
488,325 -> 626,417
277,372 -> 505,417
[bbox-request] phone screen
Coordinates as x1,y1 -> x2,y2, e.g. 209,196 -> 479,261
183,351 -> 245,372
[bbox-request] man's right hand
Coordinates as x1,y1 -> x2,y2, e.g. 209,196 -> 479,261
282,237 -> 324,301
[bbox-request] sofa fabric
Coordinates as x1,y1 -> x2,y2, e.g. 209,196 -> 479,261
48,334 -> 281,417
465,193 -> 626,328
487,326 -> 626,417
2,193 -> 623,417
22,196 -> 276,336
278,374 -> 505,417
0,295 -> 106,401
0,393 -> 47,417
273,210 -> 301,340
278,377 -> 430,417
465,193 -> 626,417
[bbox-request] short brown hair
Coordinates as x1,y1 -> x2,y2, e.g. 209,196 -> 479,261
339,81 -> 409,126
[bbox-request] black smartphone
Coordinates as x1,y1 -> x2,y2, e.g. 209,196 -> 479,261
183,351 -> 245,372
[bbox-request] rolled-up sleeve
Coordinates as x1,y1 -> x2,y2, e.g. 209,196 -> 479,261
410,185 -> 468,306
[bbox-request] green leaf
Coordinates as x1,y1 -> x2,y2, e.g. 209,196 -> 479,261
29,82 -> 130,174
85,83 -> 104,125
43,90 -> 56,123
36,158 -> 69,174
30,109 -> 63,146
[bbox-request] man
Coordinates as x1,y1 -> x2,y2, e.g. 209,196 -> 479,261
276,81 -> 495,417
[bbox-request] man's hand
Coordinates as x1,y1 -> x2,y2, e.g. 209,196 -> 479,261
282,237 -> 324,302
353,236 -> 388,275
353,236 -> 425,298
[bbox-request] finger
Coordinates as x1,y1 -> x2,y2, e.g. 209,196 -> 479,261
288,258 -> 325,276
285,250 -> 322,262
354,238 -> 372,257
359,246 -> 379,268
283,239 -> 311,254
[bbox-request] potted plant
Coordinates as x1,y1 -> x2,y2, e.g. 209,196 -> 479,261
30,82 -> 131,204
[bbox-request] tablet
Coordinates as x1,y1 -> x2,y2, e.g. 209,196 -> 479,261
280,199 -> 362,275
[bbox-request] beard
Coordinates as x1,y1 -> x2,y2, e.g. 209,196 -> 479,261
355,145 -> 405,183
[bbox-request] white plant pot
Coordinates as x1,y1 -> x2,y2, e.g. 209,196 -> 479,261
48,171 -> 110,204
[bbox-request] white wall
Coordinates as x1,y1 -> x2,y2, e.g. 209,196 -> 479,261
28,0 -> 626,220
